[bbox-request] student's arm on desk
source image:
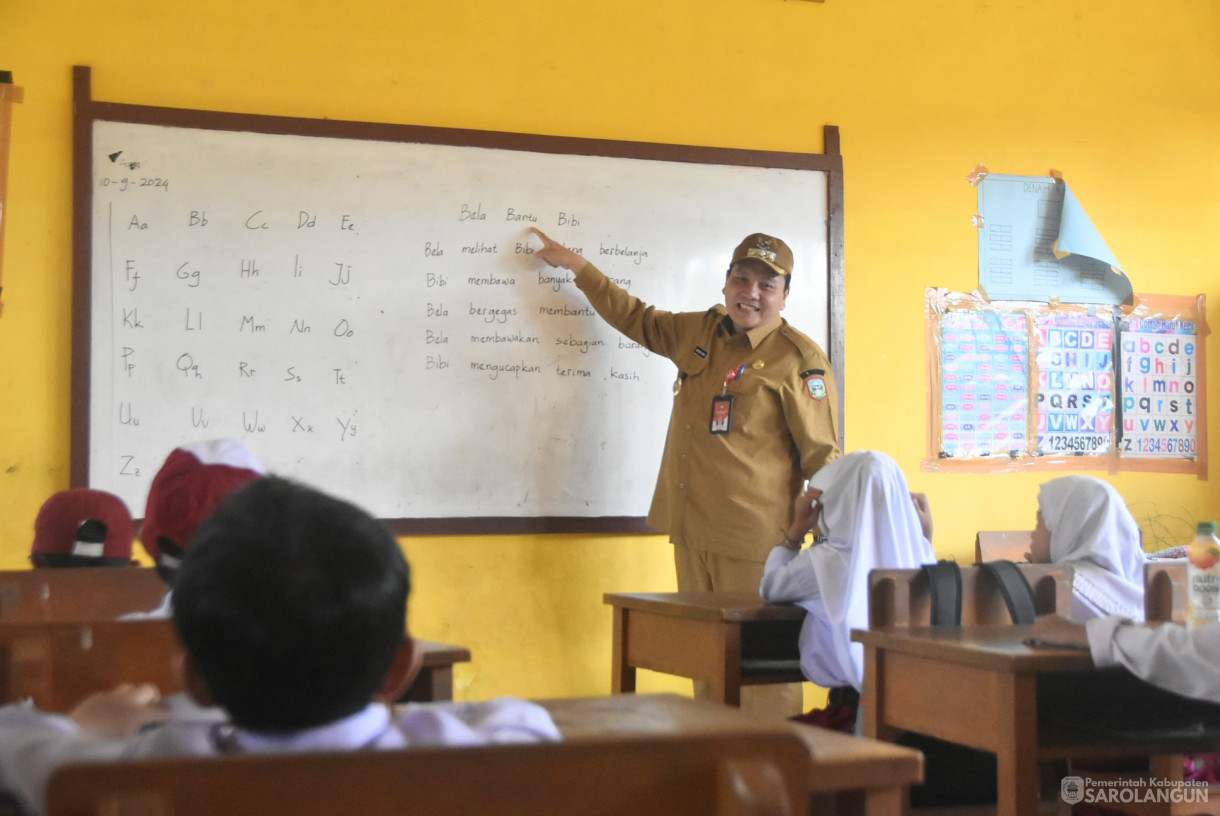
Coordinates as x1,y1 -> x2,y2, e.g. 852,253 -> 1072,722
0,693 -> 151,816
68,683 -> 170,739
1086,614 -> 1220,704
1026,614 -> 1092,649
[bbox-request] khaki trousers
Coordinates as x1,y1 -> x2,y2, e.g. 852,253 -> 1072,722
672,542 -> 804,719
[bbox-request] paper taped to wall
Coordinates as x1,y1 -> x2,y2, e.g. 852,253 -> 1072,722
977,174 -> 1131,305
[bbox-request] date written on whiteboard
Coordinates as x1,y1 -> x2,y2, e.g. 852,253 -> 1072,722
99,177 -> 170,191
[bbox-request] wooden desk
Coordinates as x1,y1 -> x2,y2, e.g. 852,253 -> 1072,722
0,620 -> 470,710
0,567 -> 166,622
0,619 -> 183,710
604,592 -> 805,706
854,625 -> 1220,816
401,639 -> 472,702
543,694 -> 923,816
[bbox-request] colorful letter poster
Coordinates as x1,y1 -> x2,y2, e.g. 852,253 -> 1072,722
1035,314 -> 1115,455
940,311 -> 1029,458
1118,319 -> 1199,458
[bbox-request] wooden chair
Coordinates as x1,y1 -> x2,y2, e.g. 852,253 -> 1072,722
974,530 -> 1033,565
0,619 -> 185,711
1144,560 -> 1187,625
0,567 -> 166,622
47,730 -> 812,816
868,563 -> 1073,627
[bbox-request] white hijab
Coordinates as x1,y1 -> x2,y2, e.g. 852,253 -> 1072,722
1039,476 -> 1145,621
799,451 -> 936,690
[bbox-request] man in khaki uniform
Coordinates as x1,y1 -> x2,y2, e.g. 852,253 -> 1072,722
531,228 -> 841,717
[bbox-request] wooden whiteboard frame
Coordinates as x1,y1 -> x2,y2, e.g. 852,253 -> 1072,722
71,65 -> 845,535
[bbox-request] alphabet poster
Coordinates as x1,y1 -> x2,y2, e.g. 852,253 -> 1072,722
939,310 -> 1029,458
1035,313 -> 1115,456
1118,318 -> 1199,458
926,288 -> 1206,475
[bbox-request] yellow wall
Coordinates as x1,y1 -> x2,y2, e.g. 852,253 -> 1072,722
1,0 -> 1217,702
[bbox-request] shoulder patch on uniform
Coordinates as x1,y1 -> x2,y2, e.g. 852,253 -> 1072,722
777,324 -> 829,360
799,369 -> 826,379
694,346 -> 708,359
806,377 -> 828,401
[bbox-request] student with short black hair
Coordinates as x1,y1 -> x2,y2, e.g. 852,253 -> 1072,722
0,477 -> 559,816
172,473 -> 415,733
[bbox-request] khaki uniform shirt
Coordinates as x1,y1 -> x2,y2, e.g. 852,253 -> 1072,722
575,262 -> 841,561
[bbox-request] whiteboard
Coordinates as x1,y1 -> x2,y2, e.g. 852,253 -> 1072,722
73,72 -> 843,531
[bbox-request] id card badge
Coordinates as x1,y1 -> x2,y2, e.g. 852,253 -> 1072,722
709,394 -> 734,434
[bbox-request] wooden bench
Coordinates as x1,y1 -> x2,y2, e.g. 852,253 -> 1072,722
47,700 -> 814,816
47,694 -> 923,816
0,567 -> 166,622
868,563 -> 1074,627
546,694 -> 923,816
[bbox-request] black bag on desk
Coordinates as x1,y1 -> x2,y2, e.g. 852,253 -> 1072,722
899,559 -> 1038,807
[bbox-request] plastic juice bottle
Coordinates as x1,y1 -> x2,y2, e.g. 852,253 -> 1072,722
1187,521 -> 1220,628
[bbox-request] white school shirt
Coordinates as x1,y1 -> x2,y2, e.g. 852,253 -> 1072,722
1087,616 -> 1220,703
759,451 -> 935,691
0,696 -> 560,816
117,589 -> 173,620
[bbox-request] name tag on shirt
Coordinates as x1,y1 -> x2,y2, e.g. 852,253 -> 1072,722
710,395 -> 733,434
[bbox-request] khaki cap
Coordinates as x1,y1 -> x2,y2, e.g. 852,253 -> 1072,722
731,233 -> 793,277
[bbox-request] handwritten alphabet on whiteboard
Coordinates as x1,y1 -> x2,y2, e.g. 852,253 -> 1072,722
88,121 -> 830,518
101,187 -> 643,497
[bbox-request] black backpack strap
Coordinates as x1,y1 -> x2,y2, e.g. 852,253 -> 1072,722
920,560 -> 962,626
980,560 -> 1038,624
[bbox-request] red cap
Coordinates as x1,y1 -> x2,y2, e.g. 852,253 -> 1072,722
140,440 -> 265,565
32,488 -> 135,565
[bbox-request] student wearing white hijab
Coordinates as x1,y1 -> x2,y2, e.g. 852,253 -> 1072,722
759,451 -> 936,704
1026,475 -> 1145,622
